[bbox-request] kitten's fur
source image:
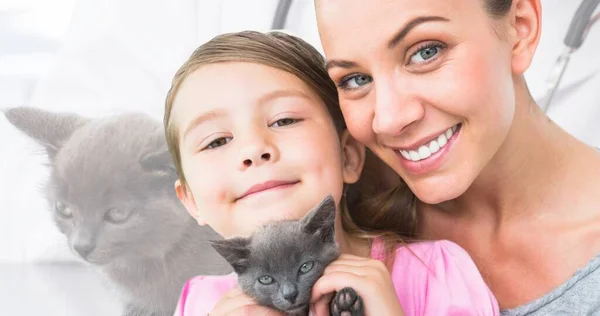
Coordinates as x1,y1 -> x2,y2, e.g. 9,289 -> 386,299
211,195 -> 364,316
3,107 -> 232,316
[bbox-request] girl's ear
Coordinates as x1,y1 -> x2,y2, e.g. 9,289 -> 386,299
175,180 -> 206,225
340,130 -> 366,184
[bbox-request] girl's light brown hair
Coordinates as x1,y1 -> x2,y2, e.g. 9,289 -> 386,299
163,30 -> 417,250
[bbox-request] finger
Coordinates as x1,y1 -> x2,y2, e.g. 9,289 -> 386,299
222,286 -> 245,298
325,258 -> 388,277
336,253 -> 370,261
237,305 -> 285,316
212,292 -> 257,315
310,271 -> 365,303
323,263 -> 370,277
326,259 -> 370,269
311,293 -> 334,316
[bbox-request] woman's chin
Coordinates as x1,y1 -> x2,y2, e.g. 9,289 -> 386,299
409,177 -> 468,205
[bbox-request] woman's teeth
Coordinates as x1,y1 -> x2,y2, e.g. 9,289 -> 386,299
399,125 -> 458,162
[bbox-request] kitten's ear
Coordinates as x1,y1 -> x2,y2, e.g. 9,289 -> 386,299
139,148 -> 176,174
139,128 -> 177,175
2,106 -> 89,160
301,195 -> 336,243
210,237 -> 252,274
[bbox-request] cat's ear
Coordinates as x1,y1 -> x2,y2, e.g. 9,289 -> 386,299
210,237 -> 252,274
2,106 -> 89,160
139,127 -> 177,176
300,195 -> 336,243
139,148 -> 176,174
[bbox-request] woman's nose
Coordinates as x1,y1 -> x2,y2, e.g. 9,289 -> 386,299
372,81 -> 425,136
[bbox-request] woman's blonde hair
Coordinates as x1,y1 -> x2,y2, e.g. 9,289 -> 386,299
163,30 -> 417,252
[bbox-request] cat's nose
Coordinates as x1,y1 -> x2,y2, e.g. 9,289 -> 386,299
282,282 -> 298,303
73,241 -> 95,258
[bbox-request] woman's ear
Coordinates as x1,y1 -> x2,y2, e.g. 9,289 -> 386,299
340,130 -> 366,184
510,0 -> 542,75
175,180 -> 206,225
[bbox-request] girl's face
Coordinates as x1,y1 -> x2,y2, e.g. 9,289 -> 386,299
171,62 -> 364,238
316,0 -> 531,204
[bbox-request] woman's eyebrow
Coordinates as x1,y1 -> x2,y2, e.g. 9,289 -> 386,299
387,16 -> 450,49
325,16 -> 450,72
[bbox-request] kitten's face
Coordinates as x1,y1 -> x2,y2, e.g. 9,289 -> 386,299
45,116 -> 190,265
212,195 -> 339,314
3,107 -> 193,265
47,170 -> 188,265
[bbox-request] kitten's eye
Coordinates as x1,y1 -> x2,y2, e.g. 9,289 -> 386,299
55,201 -> 73,218
299,261 -> 314,274
104,208 -> 131,224
258,275 -> 274,285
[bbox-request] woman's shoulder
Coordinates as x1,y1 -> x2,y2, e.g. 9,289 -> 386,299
173,273 -> 237,316
385,240 -> 500,315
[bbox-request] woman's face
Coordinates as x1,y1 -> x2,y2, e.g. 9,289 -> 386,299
316,0 -> 519,204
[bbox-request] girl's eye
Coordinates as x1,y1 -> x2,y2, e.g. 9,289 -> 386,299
409,43 -> 443,64
338,73 -> 373,91
205,137 -> 232,149
271,118 -> 299,127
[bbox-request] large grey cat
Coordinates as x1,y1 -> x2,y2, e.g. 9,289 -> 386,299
211,195 -> 364,316
3,106 -> 231,316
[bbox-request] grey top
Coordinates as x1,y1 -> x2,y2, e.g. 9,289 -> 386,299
499,251 -> 600,315
501,147 -> 600,315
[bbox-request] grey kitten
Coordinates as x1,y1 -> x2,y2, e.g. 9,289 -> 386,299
3,107 -> 231,316
211,195 -> 364,316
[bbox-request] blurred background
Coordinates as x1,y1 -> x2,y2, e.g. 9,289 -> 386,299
0,0 -> 598,315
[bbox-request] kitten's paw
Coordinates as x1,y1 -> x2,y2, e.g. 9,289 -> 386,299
329,287 -> 364,316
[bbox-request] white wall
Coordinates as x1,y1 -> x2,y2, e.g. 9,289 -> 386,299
0,0 -> 598,263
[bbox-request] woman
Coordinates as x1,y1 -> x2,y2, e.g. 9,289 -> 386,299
315,0 -> 600,314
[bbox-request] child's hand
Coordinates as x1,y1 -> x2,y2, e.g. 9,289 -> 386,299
310,254 -> 406,316
210,286 -> 284,316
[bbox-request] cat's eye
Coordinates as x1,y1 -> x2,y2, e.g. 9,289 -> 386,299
104,207 -> 131,223
55,201 -> 73,218
258,275 -> 274,285
299,261 -> 314,274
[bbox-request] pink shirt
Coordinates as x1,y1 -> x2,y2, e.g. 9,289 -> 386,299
174,240 -> 499,315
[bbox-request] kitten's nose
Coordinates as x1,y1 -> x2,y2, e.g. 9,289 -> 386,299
282,282 -> 298,303
73,241 -> 95,258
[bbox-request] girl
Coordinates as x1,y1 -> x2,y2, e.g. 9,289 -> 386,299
163,30 -> 498,315
315,0 -> 600,314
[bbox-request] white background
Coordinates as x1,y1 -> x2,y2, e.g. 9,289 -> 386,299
1,0 -> 598,264
0,1 -> 598,315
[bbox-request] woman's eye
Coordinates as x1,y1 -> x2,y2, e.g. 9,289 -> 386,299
339,73 -> 373,90
409,44 -> 442,64
205,137 -> 232,149
271,118 -> 299,127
